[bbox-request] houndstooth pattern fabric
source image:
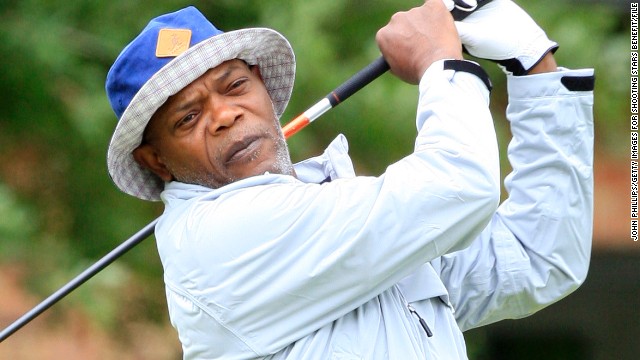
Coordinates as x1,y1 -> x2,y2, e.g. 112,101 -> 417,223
107,28 -> 296,201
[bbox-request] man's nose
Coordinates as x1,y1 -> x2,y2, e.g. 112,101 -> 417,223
206,98 -> 241,135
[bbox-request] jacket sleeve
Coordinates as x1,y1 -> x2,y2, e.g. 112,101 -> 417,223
438,68 -> 595,331
158,60 -> 501,357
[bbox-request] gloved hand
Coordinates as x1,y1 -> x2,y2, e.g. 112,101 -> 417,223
454,0 -> 558,75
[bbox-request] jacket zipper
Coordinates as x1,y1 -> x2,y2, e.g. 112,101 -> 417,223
407,304 -> 433,337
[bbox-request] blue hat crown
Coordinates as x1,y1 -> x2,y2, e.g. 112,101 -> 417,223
106,6 -> 222,119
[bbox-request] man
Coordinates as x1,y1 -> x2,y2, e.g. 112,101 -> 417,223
105,0 -> 594,358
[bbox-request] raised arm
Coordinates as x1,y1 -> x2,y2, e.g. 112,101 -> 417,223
438,0 -> 595,330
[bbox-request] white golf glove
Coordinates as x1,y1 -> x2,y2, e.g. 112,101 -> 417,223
454,0 -> 558,75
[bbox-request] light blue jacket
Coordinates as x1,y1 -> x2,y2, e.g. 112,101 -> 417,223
155,61 -> 594,359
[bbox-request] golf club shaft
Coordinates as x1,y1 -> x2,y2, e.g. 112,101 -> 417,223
282,0 -> 495,139
283,56 -> 390,139
0,219 -> 158,342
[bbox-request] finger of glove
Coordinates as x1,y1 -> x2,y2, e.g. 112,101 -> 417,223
454,20 -> 520,60
454,21 -> 477,45
463,0 -> 542,33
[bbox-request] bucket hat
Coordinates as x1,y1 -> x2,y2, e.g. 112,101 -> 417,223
106,6 -> 295,201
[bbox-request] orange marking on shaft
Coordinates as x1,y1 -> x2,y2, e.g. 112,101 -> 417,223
282,114 -> 310,139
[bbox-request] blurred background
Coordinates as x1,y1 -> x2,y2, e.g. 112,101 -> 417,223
0,0 -> 635,359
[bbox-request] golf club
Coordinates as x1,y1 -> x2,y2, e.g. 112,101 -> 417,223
0,0 -> 493,343
282,56 -> 390,138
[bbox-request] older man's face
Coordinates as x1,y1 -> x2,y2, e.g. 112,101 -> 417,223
133,59 -> 294,189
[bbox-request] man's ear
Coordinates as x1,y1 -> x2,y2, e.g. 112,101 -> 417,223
132,143 -> 174,182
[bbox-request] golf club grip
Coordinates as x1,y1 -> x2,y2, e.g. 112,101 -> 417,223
326,56 -> 390,107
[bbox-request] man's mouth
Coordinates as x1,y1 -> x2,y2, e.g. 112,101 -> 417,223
224,136 -> 261,164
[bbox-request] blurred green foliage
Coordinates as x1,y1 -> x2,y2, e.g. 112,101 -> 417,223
0,0 -> 628,352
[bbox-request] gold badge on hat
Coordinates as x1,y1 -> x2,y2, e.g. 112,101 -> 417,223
156,29 -> 192,57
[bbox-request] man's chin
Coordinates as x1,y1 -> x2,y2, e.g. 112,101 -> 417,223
240,160 -> 295,180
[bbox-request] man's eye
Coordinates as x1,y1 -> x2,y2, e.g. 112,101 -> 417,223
176,113 -> 196,128
228,78 -> 248,93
